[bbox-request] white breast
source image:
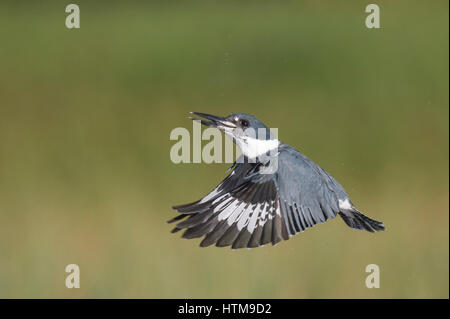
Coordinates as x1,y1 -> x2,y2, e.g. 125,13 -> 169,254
237,137 -> 280,159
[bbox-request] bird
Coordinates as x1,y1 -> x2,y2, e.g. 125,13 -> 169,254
169,112 -> 385,249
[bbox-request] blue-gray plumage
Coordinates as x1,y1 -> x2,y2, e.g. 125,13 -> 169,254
170,112 -> 385,249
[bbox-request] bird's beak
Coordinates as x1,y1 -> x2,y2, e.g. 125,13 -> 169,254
189,112 -> 237,130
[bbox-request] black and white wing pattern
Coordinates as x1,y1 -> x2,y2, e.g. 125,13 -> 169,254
170,160 -> 289,249
170,145 -> 383,249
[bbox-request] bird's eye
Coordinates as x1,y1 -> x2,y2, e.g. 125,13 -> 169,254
239,119 -> 249,128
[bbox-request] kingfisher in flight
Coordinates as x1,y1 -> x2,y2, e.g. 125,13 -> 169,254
169,112 -> 385,249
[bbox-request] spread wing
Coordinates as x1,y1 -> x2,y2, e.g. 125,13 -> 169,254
274,146 -> 343,236
170,160 -> 289,249
170,145 -> 383,249
170,146 -> 348,249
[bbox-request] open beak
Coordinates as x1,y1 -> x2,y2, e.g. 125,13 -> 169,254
189,112 -> 237,129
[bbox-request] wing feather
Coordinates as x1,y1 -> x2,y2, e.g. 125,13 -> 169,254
170,145 -> 349,248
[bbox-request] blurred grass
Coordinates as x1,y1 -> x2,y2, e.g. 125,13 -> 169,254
0,0 -> 448,298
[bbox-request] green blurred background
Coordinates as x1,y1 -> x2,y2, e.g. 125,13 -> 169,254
0,1 -> 448,298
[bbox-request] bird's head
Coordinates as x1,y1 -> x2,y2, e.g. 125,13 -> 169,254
190,112 -> 279,159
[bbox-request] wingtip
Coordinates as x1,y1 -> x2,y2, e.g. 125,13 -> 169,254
170,227 -> 182,233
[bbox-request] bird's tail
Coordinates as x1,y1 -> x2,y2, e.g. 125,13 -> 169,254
338,209 -> 385,232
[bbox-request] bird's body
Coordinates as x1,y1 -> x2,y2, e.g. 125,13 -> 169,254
170,113 -> 385,249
